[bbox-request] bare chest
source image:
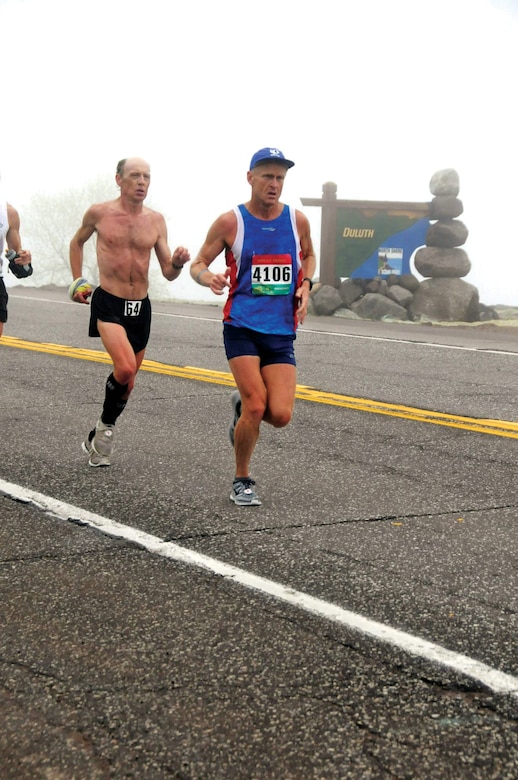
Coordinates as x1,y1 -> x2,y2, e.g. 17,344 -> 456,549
98,213 -> 158,252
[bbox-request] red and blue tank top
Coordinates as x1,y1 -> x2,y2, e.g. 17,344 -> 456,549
223,203 -> 303,335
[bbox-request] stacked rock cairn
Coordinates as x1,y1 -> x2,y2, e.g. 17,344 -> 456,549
310,168 -> 499,323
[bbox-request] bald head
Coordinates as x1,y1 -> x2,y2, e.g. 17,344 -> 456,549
116,157 -> 150,177
115,157 -> 151,203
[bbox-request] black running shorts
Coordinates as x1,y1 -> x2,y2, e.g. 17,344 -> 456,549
89,287 -> 152,354
0,278 -> 8,323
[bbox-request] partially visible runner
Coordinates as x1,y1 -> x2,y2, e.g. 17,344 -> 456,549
0,197 -> 33,337
69,157 -> 190,467
190,147 -> 316,506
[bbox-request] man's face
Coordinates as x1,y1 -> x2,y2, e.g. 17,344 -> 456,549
248,163 -> 288,205
116,159 -> 151,201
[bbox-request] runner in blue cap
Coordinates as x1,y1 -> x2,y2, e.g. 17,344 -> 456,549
190,147 -> 316,505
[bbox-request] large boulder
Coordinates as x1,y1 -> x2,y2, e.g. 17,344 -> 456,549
478,303 -> 500,322
334,307 -> 362,320
312,284 -> 343,315
414,246 -> 471,278
429,169 -> 460,197
429,196 -> 463,219
338,279 -> 363,307
365,278 -> 388,295
409,278 -> 479,322
350,292 -> 408,321
386,284 -> 414,308
397,273 -> 421,293
426,220 -> 469,248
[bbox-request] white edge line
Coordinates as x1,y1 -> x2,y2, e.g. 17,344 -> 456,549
8,292 -> 517,355
299,327 -> 518,356
8,293 -> 222,323
2,477 -> 518,699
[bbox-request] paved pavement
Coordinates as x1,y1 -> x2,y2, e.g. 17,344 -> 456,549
1,287 -> 517,779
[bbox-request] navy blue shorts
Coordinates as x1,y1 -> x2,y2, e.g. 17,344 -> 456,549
89,287 -> 152,354
223,324 -> 296,367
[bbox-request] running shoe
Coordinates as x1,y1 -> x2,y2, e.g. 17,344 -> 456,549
229,390 -> 242,446
81,420 -> 113,467
230,477 -> 261,506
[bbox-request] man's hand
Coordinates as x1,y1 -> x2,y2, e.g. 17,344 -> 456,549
295,283 -> 311,325
172,246 -> 190,268
16,249 -> 32,265
69,277 -> 93,304
209,267 -> 231,295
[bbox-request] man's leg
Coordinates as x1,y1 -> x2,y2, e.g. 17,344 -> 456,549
229,357 -> 296,475
228,359 -> 296,506
98,321 -> 142,394
228,354 -> 267,479
83,322 -> 144,466
261,362 -> 297,429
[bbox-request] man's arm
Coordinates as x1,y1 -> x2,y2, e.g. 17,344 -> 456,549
69,206 -> 98,279
69,206 -> 98,302
154,213 -> 190,281
294,210 -> 317,325
189,211 -> 235,295
6,203 -> 32,266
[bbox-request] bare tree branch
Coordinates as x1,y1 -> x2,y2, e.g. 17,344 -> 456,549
21,175 -> 117,286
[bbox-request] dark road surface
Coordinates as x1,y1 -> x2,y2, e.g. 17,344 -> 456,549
1,287 -> 517,779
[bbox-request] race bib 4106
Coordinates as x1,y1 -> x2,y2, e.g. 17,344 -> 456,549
251,254 -> 292,295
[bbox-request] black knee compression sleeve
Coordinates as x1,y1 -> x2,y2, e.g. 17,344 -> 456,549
101,373 -> 129,425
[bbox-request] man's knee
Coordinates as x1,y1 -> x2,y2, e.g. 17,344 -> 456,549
268,405 -> 293,428
115,371 -> 135,391
242,396 -> 267,426
113,358 -> 138,388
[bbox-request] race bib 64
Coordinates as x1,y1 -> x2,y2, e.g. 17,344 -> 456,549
124,300 -> 142,317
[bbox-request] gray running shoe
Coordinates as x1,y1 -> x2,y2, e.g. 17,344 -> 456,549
81,435 -> 110,467
229,390 -> 242,446
230,477 -> 261,506
81,420 -> 114,467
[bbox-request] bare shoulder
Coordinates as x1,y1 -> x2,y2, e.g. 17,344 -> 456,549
295,210 -> 312,242
212,208 -> 237,237
84,199 -> 117,223
6,202 -> 20,221
142,204 -> 166,223
294,208 -> 311,231
197,209 -> 237,259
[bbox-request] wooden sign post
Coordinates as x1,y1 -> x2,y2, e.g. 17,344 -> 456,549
302,183 -> 430,286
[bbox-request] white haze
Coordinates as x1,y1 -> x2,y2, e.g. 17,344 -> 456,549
1,0 -> 517,305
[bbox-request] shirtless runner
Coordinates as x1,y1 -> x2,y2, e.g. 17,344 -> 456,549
69,156 -> 190,466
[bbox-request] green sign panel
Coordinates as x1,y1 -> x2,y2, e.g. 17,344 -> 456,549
335,208 -> 430,278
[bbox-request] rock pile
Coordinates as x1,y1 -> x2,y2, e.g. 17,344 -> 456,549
309,169 -> 499,323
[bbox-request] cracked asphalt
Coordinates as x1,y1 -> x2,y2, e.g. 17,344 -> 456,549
1,287 -> 517,779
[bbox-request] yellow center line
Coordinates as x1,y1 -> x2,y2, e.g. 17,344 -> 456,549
3,335 -> 518,439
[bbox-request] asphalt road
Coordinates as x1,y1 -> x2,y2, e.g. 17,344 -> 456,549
1,286 -> 517,779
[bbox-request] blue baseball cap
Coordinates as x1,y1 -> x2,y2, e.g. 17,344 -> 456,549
249,147 -> 295,170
